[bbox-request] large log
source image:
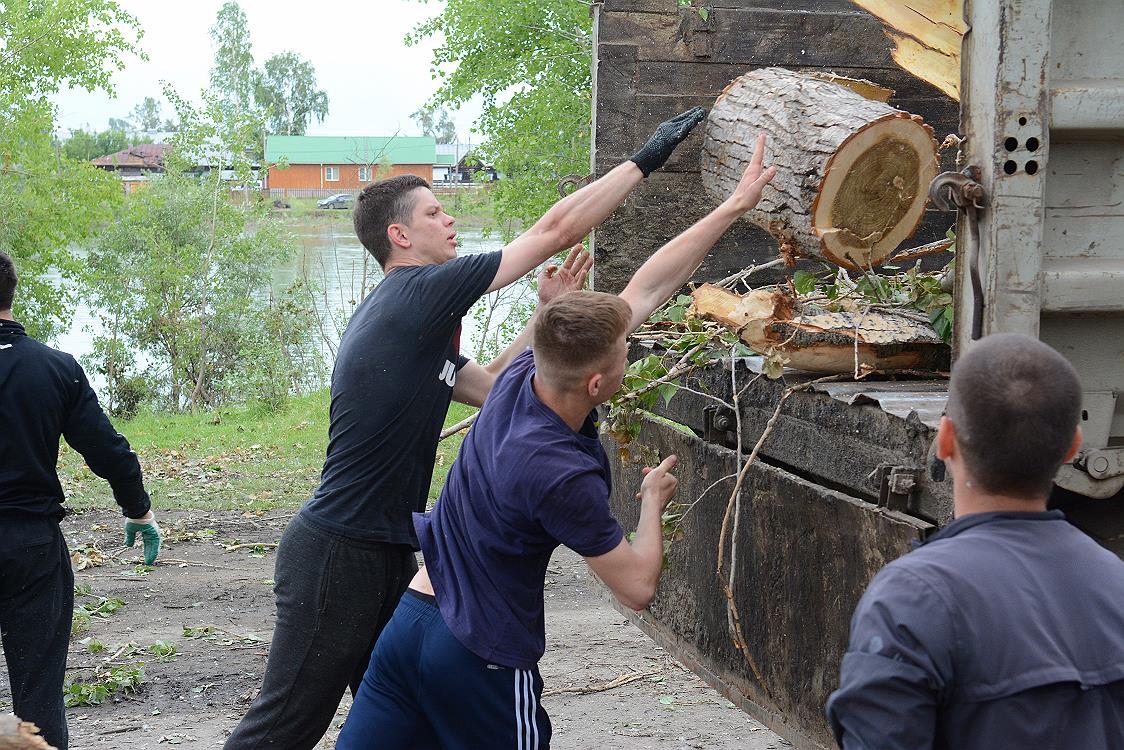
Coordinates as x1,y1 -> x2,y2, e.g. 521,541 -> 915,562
691,283 -> 949,374
701,67 -> 939,270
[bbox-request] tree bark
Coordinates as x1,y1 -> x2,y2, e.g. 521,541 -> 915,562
701,67 -> 938,270
691,283 -> 949,374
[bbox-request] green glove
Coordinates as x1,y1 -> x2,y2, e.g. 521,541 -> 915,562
124,516 -> 161,565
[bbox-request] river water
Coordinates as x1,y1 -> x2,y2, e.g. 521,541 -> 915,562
54,217 -> 528,395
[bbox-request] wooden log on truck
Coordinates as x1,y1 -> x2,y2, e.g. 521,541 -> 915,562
0,715 -> 55,750
691,283 -> 949,374
701,67 -> 939,271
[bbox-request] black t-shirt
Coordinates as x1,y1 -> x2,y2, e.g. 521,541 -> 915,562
301,250 -> 502,546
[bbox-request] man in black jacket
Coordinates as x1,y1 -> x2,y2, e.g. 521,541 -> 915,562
0,251 -> 160,750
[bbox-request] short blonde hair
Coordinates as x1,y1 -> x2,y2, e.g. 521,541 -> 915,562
533,291 -> 631,387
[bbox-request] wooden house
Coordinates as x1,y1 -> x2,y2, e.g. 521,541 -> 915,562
91,143 -> 174,193
264,136 -> 437,197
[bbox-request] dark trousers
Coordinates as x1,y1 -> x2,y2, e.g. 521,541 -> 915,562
224,511 -> 417,749
337,591 -> 551,750
0,515 -> 73,750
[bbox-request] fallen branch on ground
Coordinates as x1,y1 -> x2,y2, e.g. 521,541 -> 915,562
541,669 -> 660,697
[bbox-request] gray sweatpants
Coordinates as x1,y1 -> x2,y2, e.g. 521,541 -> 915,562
223,512 -> 417,749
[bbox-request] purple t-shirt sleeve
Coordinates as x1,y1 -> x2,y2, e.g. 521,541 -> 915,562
535,471 -> 624,558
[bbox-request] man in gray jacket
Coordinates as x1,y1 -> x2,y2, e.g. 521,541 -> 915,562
828,333 -> 1124,749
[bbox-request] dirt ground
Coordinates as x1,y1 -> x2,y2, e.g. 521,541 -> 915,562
1,509 -> 788,749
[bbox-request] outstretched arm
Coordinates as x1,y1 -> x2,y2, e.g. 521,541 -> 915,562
618,132 -> 776,332
585,455 -> 679,610
487,108 -> 708,293
452,246 -> 592,407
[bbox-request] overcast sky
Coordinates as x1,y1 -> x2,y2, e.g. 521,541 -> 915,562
52,0 -> 482,141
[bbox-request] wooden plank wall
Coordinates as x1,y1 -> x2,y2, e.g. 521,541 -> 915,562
591,0 -> 961,294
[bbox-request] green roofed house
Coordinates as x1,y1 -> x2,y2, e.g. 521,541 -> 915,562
264,135 -> 437,197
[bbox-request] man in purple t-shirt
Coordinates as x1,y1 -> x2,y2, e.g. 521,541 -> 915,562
336,134 -> 777,749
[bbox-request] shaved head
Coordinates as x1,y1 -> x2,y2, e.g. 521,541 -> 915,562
946,333 -> 1082,497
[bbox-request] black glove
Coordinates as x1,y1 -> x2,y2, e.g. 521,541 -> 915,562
630,107 -> 708,177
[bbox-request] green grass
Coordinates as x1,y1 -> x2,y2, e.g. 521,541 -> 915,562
58,391 -> 476,513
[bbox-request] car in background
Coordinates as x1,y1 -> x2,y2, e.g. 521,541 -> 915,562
317,193 -> 352,209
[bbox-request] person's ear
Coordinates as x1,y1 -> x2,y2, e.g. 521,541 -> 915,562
936,415 -> 957,462
387,223 -> 410,250
1063,426 -> 1083,463
586,372 -> 603,400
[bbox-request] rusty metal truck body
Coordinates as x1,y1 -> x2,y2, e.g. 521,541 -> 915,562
589,1 -> 1124,746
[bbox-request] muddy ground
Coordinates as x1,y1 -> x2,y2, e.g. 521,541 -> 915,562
1,509 -> 788,749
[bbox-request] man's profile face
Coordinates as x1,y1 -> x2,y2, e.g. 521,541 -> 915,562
596,334 -> 630,404
402,187 -> 458,264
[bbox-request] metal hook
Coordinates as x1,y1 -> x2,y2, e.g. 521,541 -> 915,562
928,167 -> 987,340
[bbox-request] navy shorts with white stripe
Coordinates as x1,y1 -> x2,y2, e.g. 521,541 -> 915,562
337,589 -> 551,749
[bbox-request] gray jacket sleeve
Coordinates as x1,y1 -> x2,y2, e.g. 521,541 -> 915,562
826,564 -> 954,750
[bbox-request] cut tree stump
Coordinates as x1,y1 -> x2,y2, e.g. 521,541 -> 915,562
691,284 -> 949,374
701,67 -> 939,271
0,715 -> 55,750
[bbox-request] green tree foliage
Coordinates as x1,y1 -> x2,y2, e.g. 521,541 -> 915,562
82,89 -> 323,413
408,0 -> 592,237
411,106 -> 457,144
0,0 -> 143,339
209,1 -> 255,110
130,95 -> 162,132
62,127 -> 152,162
254,51 -> 330,137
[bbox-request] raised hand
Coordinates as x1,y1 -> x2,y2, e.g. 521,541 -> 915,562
538,244 -> 593,305
728,131 -> 777,213
630,107 -> 708,177
638,454 -> 679,511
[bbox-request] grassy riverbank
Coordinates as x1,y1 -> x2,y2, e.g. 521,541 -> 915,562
274,187 -> 498,230
58,393 -> 475,514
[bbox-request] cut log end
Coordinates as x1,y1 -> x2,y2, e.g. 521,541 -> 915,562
812,114 -> 938,270
702,68 -> 939,271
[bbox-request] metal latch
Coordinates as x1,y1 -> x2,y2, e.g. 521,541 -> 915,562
702,404 -> 736,447
929,167 -> 987,340
873,464 -> 920,513
1078,448 -> 1124,481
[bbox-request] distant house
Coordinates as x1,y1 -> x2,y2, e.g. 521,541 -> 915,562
91,143 -> 174,193
434,142 -> 477,183
264,136 -> 437,197
433,151 -> 459,183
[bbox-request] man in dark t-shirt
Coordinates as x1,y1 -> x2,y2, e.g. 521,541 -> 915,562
226,108 -> 710,749
336,136 -> 777,748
